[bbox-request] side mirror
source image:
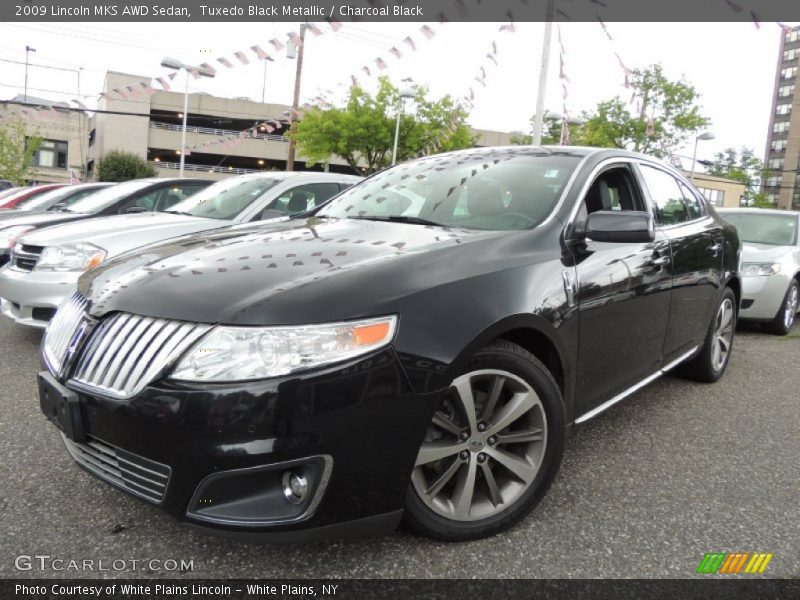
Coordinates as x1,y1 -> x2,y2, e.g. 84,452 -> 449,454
124,206 -> 148,214
585,210 -> 654,243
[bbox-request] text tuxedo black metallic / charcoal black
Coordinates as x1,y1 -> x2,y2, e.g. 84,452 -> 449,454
38,146 -> 741,542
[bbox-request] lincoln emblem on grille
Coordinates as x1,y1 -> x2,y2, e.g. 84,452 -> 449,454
61,316 -> 94,378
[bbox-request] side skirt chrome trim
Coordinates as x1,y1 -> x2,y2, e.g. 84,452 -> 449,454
574,346 -> 699,425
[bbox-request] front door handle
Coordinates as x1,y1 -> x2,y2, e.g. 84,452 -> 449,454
649,253 -> 670,267
707,242 -> 722,257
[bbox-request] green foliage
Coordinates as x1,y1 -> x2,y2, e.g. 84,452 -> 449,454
751,192 -> 779,209
97,150 -> 157,182
0,118 -> 42,185
530,65 -> 708,158
293,77 -> 476,175
706,147 -> 765,205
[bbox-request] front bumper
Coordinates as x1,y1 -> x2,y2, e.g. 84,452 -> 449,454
739,273 -> 792,321
0,267 -> 79,328
40,348 -> 441,541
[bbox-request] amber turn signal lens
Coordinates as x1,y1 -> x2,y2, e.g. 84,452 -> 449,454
353,321 -> 393,347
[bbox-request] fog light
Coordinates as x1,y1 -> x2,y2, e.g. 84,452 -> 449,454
282,471 -> 308,504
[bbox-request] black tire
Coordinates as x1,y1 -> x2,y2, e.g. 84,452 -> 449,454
762,280 -> 798,336
403,339 -> 565,541
679,287 -> 737,383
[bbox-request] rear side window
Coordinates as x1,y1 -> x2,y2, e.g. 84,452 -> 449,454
678,182 -> 705,220
639,165 -> 690,226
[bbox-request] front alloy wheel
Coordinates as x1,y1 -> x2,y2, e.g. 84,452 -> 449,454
404,340 -> 564,541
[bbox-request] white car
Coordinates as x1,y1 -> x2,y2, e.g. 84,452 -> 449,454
718,208 -> 800,335
0,171 -> 359,328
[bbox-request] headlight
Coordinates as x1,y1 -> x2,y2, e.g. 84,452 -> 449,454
171,315 -> 398,382
35,242 -> 107,272
0,225 -> 35,249
741,262 -> 781,277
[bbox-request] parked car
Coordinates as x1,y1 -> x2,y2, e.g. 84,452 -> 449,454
0,184 -> 65,209
718,208 -> 800,334
0,187 -> 21,202
0,183 -> 112,222
0,172 -> 358,328
37,146 -> 740,542
0,178 -> 211,269
0,179 -> 13,191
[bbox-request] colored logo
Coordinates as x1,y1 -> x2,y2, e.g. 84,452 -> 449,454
696,552 -> 773,574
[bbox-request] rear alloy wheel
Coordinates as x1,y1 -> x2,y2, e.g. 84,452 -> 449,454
680,287 -> 737,383
763,280 -> 798,336
404,341 -> 564,541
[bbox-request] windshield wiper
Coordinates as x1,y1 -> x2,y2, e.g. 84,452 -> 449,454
165,210 -> 207,217
348,215 -> 445,227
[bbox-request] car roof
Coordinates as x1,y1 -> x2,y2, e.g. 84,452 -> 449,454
415,144 -> 675,165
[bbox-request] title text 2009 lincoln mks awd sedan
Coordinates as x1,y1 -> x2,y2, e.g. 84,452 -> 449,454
37,146 -> 741,542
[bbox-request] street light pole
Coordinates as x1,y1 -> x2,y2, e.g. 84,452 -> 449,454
286,25 -> 307,172
690,131 -> 715,181
160,57 -> 215,178
391,87 -> 415,165
532,0 -> 554,145
23,45 -> 36,102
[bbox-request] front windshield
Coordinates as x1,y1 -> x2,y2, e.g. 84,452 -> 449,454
17,185 -> 102,211
317,149 -> 580,230
167,176 -> 280,220
722,212 -> 798,246
66,180 -> 152,213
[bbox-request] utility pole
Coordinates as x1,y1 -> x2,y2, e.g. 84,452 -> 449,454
286,24 -> 307,171
23,45 -> 36,102
532,0 -> 554,145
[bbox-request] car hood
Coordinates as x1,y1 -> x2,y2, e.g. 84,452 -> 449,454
741,243 -> 798,263
0,209 -> 52,223
80,217 -> 501,325
20,212 -> 229,256
0,211 -> 87,230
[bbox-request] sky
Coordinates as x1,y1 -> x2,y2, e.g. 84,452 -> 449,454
0,20 -> 789,167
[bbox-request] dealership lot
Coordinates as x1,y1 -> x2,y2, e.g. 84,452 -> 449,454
0,318 -> 797,579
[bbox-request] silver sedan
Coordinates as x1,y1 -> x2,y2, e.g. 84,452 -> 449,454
718,208 -> 800,335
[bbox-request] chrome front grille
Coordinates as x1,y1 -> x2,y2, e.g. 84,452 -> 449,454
62,433 -> 171,504
43,292 -> 89,375
11,243 -> 43,272
69,313 -> 212,398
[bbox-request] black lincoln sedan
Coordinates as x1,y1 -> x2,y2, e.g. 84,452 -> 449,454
38,147 -> 740,542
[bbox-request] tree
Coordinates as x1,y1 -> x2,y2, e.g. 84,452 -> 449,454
0,118 -> 42,184
706,147 -> 765,206
97,150 -> 157,182
292,78 -> 476,175
510,115 -> 566,146
573,65 -> 709,157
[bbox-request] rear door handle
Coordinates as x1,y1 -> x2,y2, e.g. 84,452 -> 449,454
708,242 -> 722,257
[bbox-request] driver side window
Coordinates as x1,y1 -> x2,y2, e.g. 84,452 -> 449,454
575,166 -> 641,225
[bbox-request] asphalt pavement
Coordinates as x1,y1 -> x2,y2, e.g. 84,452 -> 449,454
0,317 -> 797,579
